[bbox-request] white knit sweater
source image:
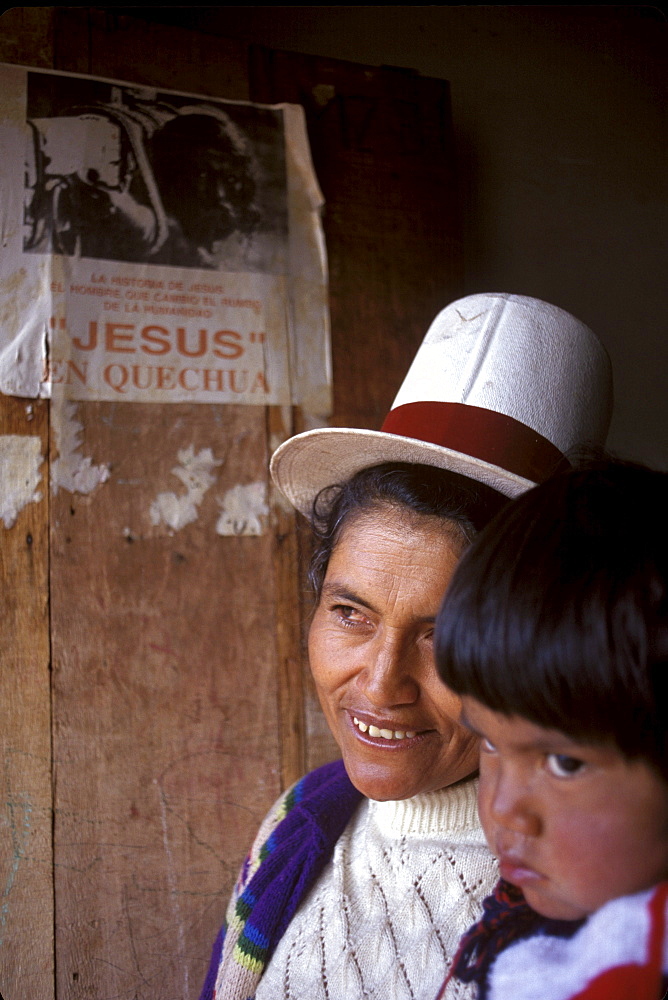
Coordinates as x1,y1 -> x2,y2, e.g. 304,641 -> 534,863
256,777 -> 497,1000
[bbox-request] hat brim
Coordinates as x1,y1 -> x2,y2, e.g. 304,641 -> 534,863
270,426 -> 536,518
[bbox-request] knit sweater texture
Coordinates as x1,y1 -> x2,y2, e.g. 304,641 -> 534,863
256,770 -> 496,999
200,760 -> 498,1000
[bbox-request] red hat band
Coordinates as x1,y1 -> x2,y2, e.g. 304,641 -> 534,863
380,401 -> 565,484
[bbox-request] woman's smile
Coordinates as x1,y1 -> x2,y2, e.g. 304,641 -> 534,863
351,714 -> 419,742
308,504 -> 480,801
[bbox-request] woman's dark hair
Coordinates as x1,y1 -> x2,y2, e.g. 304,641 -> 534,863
308,462 -> 508,598
435,458 -> 668,778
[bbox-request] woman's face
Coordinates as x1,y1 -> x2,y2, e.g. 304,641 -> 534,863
308,504 -> 480,801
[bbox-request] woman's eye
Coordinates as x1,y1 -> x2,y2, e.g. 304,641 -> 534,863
546,754 -> 585,778
333,605 -> 368,627
480,737 -> 497,754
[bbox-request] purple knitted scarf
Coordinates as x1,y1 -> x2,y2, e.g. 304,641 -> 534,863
199,759 -> 363,1000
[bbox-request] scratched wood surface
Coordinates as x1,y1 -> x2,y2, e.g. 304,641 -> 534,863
0,8 -> 461,999
44,12 -> 286,1000
49,400 -> 282,999
0,397 -> 52,1000
0,34 -> 55,1000
251,48 -> 462,431
0,19 -> 55,1000
250,49 -> 462,773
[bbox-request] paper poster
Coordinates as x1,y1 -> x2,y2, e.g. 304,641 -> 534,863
0,63 -> 331,413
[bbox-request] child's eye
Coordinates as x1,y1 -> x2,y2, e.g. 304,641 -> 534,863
546,754 -> 585,778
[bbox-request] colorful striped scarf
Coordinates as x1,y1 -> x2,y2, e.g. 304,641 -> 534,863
198,760 -> 363,1000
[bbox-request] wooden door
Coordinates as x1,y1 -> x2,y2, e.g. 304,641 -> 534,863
250,47 -> 462,773
0,9 -> 461,999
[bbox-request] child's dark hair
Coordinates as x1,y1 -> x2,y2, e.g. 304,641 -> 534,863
435,458 -> 668,778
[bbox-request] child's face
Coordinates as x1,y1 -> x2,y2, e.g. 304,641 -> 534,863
462,696 -> 668,921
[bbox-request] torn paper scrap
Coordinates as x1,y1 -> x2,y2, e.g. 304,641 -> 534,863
51,400 -> 110,495
216,481 -> 268,536
150,446 -> 221,532
0,434 -> 43,528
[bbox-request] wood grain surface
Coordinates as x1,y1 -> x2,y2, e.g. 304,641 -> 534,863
0,397 -> 52,1000
49,401 -> 281,998
250,47 -> 462,773
0,8 -> 461,998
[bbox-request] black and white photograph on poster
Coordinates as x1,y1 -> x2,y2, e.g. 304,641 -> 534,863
23,71 -> 289,273
0,62 -> 330,410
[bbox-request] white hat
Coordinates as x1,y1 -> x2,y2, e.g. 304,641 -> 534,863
271,293 -> 613,517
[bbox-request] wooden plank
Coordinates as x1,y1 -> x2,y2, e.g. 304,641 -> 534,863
50,400 -> 282,999
0,7 -> 54,68
1,17 -> 55,1000
0,396 -> 53,1000
45,13 -> 285,998
251,48 -> 462,430
0,13 -> 463,997
267,405 -> 306,790
53,8 -> 249,101
250,49 -> 463,772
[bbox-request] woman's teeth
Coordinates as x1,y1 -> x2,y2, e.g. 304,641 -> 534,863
353,717 -> 416,741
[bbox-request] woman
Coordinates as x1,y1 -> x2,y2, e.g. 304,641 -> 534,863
200,293 -> 613,1000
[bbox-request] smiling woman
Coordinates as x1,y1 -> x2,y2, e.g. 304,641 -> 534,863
199,293 -> 614,1000
308,475 -> 483,803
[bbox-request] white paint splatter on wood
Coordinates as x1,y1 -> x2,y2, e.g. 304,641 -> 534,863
0,435 -> 43,528
150,446 -> 221,532
216,481 -> 268,536
51,401 -> 110,495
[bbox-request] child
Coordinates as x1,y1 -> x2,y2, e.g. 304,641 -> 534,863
433,459 -> 668,1000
